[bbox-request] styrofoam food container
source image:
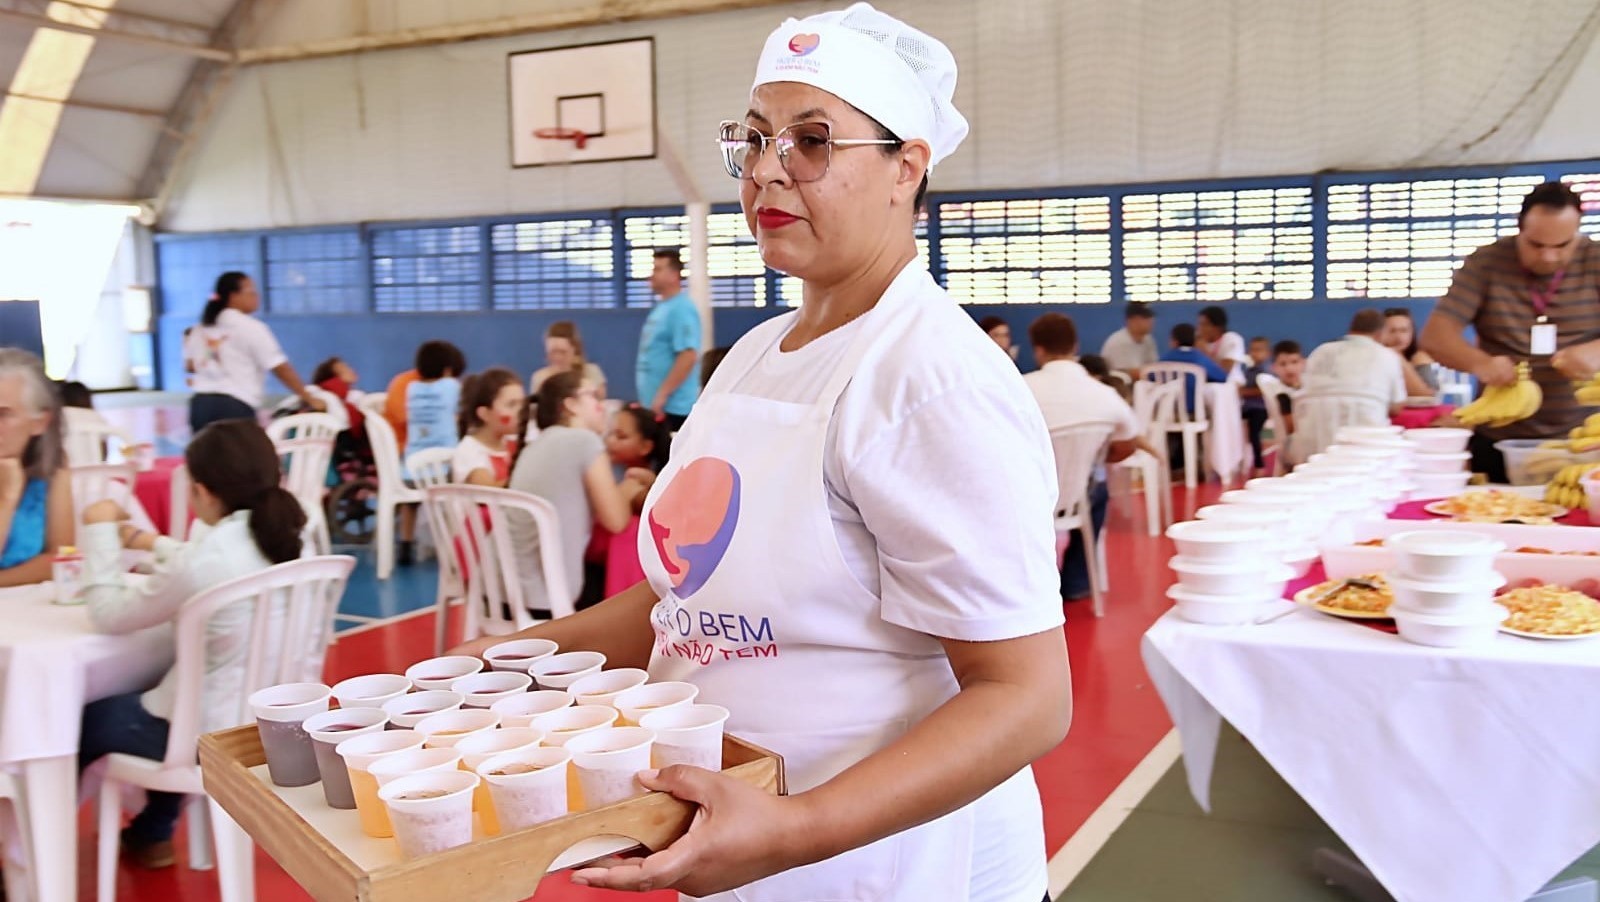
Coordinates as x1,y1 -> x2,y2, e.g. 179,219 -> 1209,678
1166,585 -> 1267,626
1412,451 -> 1470,474
1170,555 -> 1268,595
1281,543 -> 1319,578
1195,504 -> 1291,531
1337,425 -> 1405,442
1385,530 -> 1504,581
1325,444 -> 1403,463
1388,571 -> 1508,617
1404,427 -> 1471,453
1409,470 -> 1471,500
1392,603 -> 1508,648
1165,520 -> 1265,564
1221,487 -> 1319,507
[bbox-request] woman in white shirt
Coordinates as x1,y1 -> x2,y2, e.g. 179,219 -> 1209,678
185,272 -> 323,434
452,367 -> 525,486
454,5 -> 1070,899
528,321 -> 607,399
77,419 -> 306,868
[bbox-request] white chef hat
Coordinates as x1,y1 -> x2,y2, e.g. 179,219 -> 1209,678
750,2 -> 969,170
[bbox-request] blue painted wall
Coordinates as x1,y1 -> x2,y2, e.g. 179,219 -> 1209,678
0,302 -> 45,359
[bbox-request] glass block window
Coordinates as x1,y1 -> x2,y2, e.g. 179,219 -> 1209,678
370,225 -> 482,312
1324,176 -> 1543,299
623,212 -> 768,308
1122,187 -> 1314,302
489,217 -> 614,310
263,230 -> 364,314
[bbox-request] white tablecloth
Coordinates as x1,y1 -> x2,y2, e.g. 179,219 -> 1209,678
1142,607 -> 1600,902
1201,383 -> 1249,485
0,583 -> 172,764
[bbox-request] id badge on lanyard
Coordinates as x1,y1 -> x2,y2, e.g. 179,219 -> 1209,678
1529,269 -> 1563,356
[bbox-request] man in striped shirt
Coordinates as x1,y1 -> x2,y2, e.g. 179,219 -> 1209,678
1421,182 -> 1600,483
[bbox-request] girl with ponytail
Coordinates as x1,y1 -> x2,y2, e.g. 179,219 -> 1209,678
186,270 -> 325,435
77,420 -> 307,866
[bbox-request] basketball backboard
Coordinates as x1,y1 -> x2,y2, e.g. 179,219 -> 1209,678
508,37 -> 656,167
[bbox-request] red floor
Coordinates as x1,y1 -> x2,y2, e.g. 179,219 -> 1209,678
83,481 -> 1218,901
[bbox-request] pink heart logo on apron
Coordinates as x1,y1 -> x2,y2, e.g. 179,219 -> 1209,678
647,457 -> 741,599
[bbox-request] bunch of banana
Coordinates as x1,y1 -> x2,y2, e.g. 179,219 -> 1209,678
1544,461 -> 1600,508
1456,362 -> 1542,428
1558,412 -> 1600,453
1576,372 -> 1600,406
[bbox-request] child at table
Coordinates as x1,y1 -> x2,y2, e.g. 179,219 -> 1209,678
77,420 -> 306,869
0,349 -> 73,588
452,367 -> 524,487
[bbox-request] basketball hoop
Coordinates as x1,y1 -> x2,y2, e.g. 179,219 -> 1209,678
534,127 -> 589,150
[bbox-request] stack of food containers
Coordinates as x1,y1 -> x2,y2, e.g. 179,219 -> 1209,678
1165,520 -> 1295,625
1212,482 -> 1325,576
1401,427 -> 1473,500
1383,530 -> 1509,647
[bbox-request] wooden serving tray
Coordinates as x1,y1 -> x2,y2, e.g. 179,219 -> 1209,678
199,725 -> 785,902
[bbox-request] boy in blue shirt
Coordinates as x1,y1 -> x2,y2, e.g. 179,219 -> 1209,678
635,249 -> 701,430
1160,323 -> 1228,412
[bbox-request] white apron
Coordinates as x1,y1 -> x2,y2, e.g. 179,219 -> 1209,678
638,284 -> 989,901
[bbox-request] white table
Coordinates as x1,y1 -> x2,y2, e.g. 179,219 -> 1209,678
1143,607 -> 1600,902
0,582 -> 172,902
1200,383 -> 1249,486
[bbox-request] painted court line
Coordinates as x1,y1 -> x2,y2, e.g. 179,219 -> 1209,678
1047,729 -> 1182,896
333,605 -> 437,637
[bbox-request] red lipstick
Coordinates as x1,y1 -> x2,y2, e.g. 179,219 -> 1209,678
756,207 -> 801,229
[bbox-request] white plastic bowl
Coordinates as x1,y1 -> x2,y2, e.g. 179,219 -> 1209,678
1392,603 -> 1509,648
1166,585 -> 1266,626
1384,530 -> 1504,581
1412,451 -> 1470,474
1388,571 -> 1508,617
1165,520 -> 1266,564
1403,427 -> 1471,453
1409,471 -> 1472,500
1169,555 -> 1268,595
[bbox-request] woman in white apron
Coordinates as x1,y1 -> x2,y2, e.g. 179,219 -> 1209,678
457,5 -> 1071,898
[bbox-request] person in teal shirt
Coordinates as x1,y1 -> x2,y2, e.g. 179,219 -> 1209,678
635,248 -> 701,430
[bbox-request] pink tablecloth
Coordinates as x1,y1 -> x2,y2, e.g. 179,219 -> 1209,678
133,456 -> 185,536
1388,497 -> 1592,527
1390,404 -> 1455,430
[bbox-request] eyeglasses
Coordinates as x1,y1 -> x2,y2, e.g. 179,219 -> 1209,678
718,120 -> 899,182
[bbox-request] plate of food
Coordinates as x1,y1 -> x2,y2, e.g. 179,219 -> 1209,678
1423,490 -> 1568,524
1495,581 -> 1600,639
1294,574 -> 1393,619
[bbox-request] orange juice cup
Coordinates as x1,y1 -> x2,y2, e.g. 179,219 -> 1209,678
528,705 -> 617,811
450,671 -> 532,708
454,728 -> 544,835
379,770 -> 479,860
381,690 -> 463,729
528,652 -> 605,691
336,730 -> 426,837
567,668 -> 649,710
491,690 -> 573,728
566,727 -> 655,809
367,747 -> 464,792
639,704 -> 729,772
405,655 -> 484,692
483,638 -> 559,673
475,747 -> 572,832
613,682 -> 698,726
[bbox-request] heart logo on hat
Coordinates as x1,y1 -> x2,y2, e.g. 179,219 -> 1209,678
787,33 -> 820,56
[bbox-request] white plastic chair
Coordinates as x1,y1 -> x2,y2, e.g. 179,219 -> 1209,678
266,414 -> 340,555
94,554 -> 356,902
62,413 -> 132,467
1256,373 -> 1295,476
407,449 -> 459,654
70,463 -> 159,535
0,769 -> 33,902
363,414 -> 424,581
423,485 -> 574,651
1114,379 -> 1179,536
356,392 -> 387,420
1049,422 -> 1114,618
1141,363 -> 1211,489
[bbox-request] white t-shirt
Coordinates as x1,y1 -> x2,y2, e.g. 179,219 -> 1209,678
1024,359 -> 1141,441
185,308 -> 288,407
1205,330 -> 1251,385
1099,327 -> 1160,373
1303,334 -> 1407,406
451,435 -> 510,485
700,263 -> 1059,901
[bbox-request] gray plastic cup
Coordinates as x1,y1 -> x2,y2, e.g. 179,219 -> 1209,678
305,707 -> 389,808
249,682 -> 331,787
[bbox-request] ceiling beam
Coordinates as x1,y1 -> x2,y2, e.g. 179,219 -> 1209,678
5,91 -> 168,119
236,0 -> 796,65
0,2 -> 233,61
138,0 -> 279,221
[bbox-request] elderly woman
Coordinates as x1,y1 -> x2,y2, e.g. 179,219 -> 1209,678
455,4 -> 1069,899
0,349 -> 73,587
